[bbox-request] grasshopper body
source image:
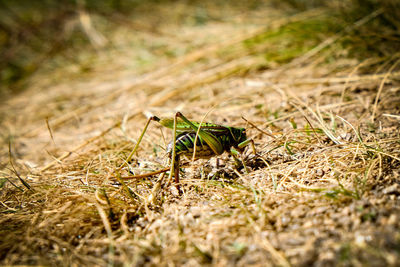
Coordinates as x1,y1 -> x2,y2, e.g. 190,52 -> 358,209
166,126 -> 247,159
124,112 -> 256,196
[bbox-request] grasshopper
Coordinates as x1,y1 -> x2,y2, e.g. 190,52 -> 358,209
124,112 -> 256,195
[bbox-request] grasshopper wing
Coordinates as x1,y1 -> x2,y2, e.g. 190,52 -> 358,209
159,118 -> 230,134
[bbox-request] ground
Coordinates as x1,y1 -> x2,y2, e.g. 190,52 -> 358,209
1,1 -> 400,266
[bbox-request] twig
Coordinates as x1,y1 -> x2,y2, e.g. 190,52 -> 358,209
118,161 -> 190,180
46,117 -> 55,144
8,142 -> 32,191
303,115 -> 322,145
242,116 -> 275,139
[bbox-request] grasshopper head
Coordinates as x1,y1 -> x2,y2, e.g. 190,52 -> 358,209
230,127 -> 247,146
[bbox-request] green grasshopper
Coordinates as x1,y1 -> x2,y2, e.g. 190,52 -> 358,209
124,112 -> 256,194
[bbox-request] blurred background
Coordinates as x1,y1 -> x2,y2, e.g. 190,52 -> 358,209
1,0 -> 399,97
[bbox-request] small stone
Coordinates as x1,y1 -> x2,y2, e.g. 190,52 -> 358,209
290,205 -> 308,218
339,132 -> 353,141
191,207 -> 202,218
169,186 -> 180,196
303,220 -> 313,228
315,169 -> 324,177
388,214 -> 397,225
355,234 -> 366,247
383,184 -> 400,195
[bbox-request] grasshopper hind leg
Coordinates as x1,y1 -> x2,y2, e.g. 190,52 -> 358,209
123,116 -> 160,167
163,156 -> 182,195
174,155 -> 180,184
166,112 -> 183,195
173,154 -> 182,194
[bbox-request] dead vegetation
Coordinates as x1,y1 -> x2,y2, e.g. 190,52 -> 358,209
1,1 -> 400,266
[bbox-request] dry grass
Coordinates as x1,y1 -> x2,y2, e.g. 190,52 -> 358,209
1,2 -> 400,266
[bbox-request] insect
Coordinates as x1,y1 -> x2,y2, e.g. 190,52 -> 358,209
123,112 -> 256,195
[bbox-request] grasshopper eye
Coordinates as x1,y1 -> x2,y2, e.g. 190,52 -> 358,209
231,127 -> 246,143
241,129 -> 247,142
